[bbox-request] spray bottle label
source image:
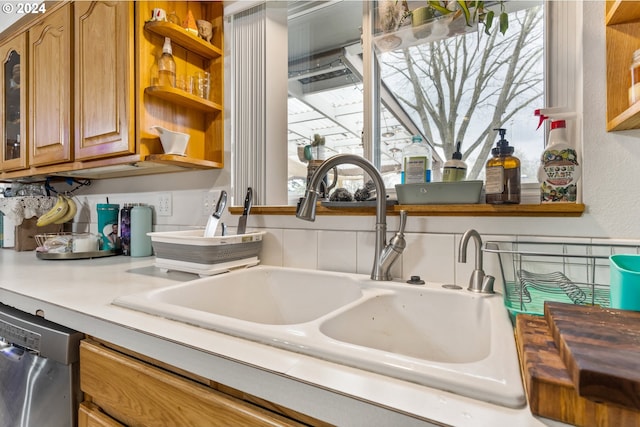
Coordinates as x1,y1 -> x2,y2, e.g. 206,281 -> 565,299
539,147 -> 580,202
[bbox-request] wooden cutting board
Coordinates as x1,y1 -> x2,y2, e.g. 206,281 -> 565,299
544,301 -> 640,410
515,314 -> 640,426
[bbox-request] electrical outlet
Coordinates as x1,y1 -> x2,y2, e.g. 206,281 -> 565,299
202,191 -> 217,217
157,193 -> 172,216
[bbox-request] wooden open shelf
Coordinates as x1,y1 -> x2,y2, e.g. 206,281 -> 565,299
606,0 -> 640,25
145,154 -> 222,169
606,0 -> 640,131
144,86 -> 222,112
144,20 -> 222,59
228,203 -> 585,218
138,2 -> 225,172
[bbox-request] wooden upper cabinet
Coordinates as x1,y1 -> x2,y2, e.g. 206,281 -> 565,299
605,0 -> 640,131
28,4 -> 72,166
136,1 -> 224,168
74,1 -> 134,160
0,32 -> 28,171
0,0 -> 224,179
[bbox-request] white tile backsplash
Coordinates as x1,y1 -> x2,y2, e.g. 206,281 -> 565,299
261,228 -> 284,267
355,230 -> 375,275
403,233 -> 455,284
317,230 -> 357,273
68,189 -> 640,289
283,229 -> 318,269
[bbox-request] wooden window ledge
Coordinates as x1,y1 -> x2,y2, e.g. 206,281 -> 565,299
228,203 -> 585,217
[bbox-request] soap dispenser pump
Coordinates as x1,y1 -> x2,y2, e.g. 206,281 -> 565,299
485,128 -> 521,204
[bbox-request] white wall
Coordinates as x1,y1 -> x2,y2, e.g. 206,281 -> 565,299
581,1 -> 640,239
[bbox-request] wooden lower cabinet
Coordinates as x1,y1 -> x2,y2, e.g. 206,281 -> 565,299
79,402 -> 125,427
79,339 -> 329,427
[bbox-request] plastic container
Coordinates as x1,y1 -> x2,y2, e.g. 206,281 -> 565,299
485,128 -> 520,204
148,229 -> 265,276
442,141 -> 467,182
395,181 -> 482,204
130,205 -> 153,257
148,229 -> 265,264
401,135 -> 431,184
610,254 -> 640,311
97,203 -> 120,250
71,234 -> 100,253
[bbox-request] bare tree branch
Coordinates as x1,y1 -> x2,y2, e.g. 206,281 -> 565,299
379,6 -> 543,179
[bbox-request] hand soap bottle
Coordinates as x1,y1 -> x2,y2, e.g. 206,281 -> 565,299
442,141 -> 467,182
485,128 -> 520,204
401,135 -> 431,184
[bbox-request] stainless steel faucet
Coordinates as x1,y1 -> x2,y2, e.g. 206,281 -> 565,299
296,154 -> 407,281
458,229 -> 495,293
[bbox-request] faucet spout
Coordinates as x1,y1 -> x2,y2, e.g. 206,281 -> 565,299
458,229 -> 495,293
296,154 -> 403,281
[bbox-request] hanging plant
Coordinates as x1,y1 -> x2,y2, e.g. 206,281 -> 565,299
378,0 -> 411,32
424,1 -> 508,35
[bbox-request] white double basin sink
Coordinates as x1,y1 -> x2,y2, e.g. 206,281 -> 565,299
113,266 -> 525,408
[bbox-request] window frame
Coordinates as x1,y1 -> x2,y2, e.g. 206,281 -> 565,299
225,0 -> 583,206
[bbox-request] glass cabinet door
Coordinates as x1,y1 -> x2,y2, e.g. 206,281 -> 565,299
1,32 -> 27,171
5,50 -> 21,161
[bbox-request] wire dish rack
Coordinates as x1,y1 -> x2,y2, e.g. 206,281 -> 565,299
483,240 -> 640,317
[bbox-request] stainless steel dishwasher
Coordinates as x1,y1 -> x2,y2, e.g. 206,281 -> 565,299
0,303 -> 82,427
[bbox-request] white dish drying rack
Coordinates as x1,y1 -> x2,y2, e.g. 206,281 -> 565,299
148,229 -> 265,277
483,240 -> 640,317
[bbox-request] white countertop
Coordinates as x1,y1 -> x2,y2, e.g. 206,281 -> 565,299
0,250 -> 557,427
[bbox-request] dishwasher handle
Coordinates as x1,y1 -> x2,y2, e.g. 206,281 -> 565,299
0,340 -> 25,362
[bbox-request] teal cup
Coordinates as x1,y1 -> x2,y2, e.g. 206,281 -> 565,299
610,254 -> 640,311
97,203 -> 120,251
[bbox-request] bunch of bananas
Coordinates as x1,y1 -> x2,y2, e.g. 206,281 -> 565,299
36,195 -> 78,226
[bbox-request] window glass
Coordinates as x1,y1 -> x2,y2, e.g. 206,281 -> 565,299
287,2 -> 365,203
284,1 -> 545,204
376,1 -> 545,184
4,50 -> 21,162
